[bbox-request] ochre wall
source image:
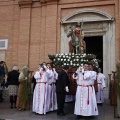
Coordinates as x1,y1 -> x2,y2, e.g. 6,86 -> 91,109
0,0 -> 119,71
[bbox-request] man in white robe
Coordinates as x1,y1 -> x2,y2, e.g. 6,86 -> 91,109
96,68 -> 106,104
32,64 -> 48,114
46,66 -> 58,112
73,63 -> 98,118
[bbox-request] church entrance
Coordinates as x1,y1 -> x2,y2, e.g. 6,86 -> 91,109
84,36 -> 103,71
61,8 -> 116,76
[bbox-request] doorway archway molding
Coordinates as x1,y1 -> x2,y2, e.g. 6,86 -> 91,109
61,8 -> 115,91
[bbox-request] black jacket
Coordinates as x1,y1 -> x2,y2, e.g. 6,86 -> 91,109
7,70 -> 19,86
56,70 -> 69,94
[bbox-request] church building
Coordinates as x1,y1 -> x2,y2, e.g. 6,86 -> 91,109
0,0 -> 119,77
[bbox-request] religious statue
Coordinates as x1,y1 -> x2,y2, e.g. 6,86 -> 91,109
66,22 -> 86,54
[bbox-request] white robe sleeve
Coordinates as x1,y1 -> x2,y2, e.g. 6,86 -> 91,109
34,71 -> 41,79
46,70 -> 53,79
84,72 -> 91,80
91,71 -> 97,81
72,70 -> 79,79
101,74 -> 106,88
34,71 -> 42,82
53,70 -> 58,80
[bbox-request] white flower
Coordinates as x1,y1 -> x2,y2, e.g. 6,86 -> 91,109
73,64 -> 76,66
53,59 -> 55,61
81,59 -> 83,62
68,59 -> 70,61
59,55 -> 61,58
70,63 -> 73,65
65,53 -> 68,55
64,63 -> 66,65
66,56 -> 68,58
72,53 -> 74,55
56,54 -> 58,57
63,56 -> 65,58
58,58 -> 60,60
64,59 -> 66,61
67,64 -> 69,65
61,59 -> 63,61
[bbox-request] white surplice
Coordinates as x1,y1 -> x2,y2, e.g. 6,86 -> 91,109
46,69 -> 58,112
73,70 -> 98,116
32,69 -> 48,114
96,73 -> 106,103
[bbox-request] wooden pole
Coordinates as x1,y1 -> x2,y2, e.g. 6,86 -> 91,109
112,71 -> 117,118
28,71 -> 34,110
108,74 -> 112,105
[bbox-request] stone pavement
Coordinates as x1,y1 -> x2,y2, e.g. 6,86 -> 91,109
0,96 -> 118,120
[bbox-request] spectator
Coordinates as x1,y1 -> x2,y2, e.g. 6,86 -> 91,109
7,66 -> 19,108
0,61 -> 5,102
16,66 -> 29,111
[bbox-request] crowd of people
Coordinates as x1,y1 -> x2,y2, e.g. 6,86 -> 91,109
0,61 -> 106,119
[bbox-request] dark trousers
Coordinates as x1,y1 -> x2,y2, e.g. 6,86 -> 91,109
56,93 -> 66,114
10,95 -> 17,107
0,93 -> 3,102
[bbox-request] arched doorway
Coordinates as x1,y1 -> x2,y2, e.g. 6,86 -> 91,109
61,8 -> 115,77
61,8 -> 115,98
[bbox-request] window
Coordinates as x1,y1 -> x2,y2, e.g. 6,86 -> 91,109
0,39 -> 8,50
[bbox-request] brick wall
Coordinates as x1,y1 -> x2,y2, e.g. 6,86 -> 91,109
0,0 -> 119,71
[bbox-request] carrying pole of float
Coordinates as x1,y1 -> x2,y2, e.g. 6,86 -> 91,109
112,71 -> 117,118
28,71 -> 34,110
108,74 -> 112,105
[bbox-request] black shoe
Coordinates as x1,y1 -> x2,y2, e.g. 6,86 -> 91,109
10,106 -> 13,109
2,98 -> 5,101
84,116 -> 90,120
76,115 -> 81,119
57,112 -> 66,116
0,100 -> 3,103
62,112 -> 67,115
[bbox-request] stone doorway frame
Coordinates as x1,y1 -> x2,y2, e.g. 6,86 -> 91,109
61,8 -> 115,77
61,8 -> 115,98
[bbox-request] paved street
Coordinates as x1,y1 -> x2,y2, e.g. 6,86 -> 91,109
0,95 -> 117,120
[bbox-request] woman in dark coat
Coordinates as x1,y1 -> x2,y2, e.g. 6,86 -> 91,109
7,66 -> 19,108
